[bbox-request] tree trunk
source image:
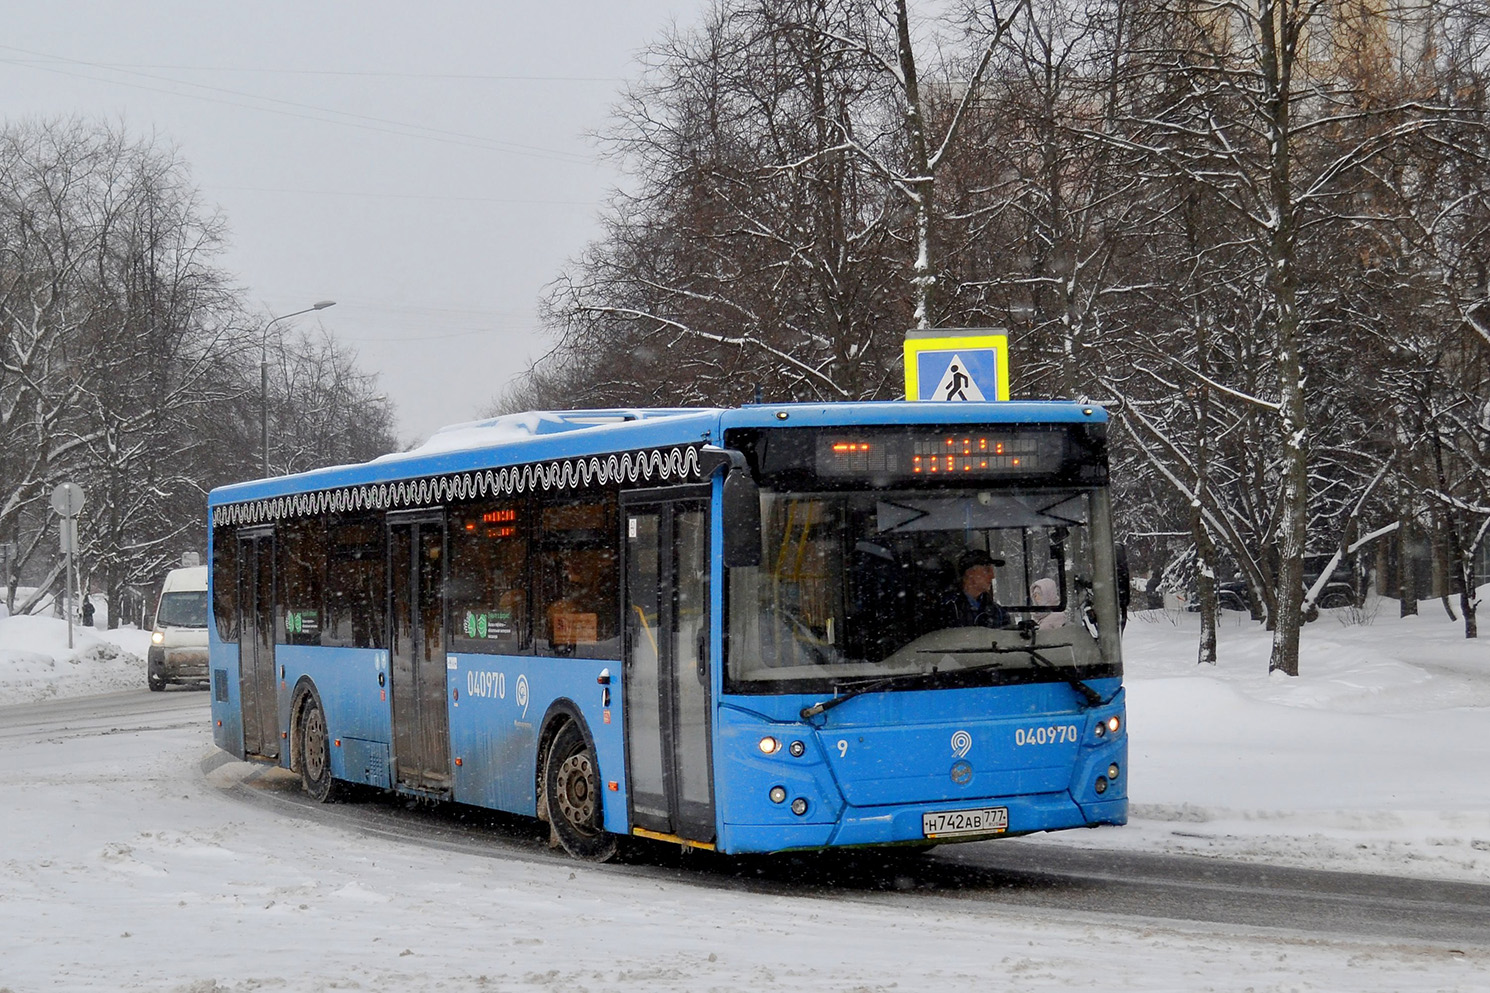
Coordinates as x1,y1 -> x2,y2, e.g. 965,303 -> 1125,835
1399,516 -> 1419,617
894,0 -> 936,330
1262,0 -> 1307,677
1194,334 -> 1216,664
1194,513 -> 1218,665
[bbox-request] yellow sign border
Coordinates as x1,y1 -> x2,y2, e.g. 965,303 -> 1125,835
903,333 -> 1010,401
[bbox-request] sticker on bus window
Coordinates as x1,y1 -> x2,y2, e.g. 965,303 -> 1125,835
553,613 -> 599,644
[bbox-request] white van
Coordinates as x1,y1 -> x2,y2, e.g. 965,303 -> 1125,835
148,565 -> 209,691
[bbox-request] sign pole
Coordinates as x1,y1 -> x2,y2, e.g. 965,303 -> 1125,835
64,522 -> 74,649
50,483 -> 86,651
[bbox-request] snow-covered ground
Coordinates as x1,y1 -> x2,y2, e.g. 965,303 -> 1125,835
0,597 -> 1486,990
0,614 -> 153,702
1051,598 -> 1490,883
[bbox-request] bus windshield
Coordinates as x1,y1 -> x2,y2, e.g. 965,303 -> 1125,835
726,486 -> 1122,692
157,591 -> 209,628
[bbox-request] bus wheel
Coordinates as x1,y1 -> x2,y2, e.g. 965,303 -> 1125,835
544,722 -> 617,862
299,694 -> 343,803
147,671 -> 164,692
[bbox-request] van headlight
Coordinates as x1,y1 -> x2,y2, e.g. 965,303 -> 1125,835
151,631 -> 164,645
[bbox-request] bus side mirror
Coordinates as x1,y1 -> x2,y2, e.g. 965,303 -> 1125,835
722,470 -> 762,568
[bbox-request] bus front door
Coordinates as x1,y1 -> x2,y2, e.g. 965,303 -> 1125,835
623,495 -> 715,843
388,514 -> 451,795
236,530 -> 278,760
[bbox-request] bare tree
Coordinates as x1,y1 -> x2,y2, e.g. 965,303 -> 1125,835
266,326 -> 398,476
0,117 -> 393,620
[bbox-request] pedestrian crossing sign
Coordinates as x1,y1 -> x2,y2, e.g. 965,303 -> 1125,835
903,330 -> 1009,402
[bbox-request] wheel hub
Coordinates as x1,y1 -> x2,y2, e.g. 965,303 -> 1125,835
304,708 -> 327,781
555,752 -> 597,832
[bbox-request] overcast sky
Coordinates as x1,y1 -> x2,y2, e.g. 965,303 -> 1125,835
2,1 -> 692,445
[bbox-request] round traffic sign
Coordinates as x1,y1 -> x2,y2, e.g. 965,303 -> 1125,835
50,482 -> 85,517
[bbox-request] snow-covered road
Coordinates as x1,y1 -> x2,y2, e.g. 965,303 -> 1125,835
1,686 -> 1484,992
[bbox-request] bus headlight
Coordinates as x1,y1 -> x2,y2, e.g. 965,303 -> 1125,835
1106,715 -> 1121,734
151,631 -> 164,645
1094,777 -> 1108,794
790,798 -> 808,816
769,786 -> 787,804
1108,763 -> 1121,779
758,736 -> 781,755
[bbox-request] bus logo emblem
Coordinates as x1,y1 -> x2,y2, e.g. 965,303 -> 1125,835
951,730 -> 972,758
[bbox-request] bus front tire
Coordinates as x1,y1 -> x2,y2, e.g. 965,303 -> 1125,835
147,671 -> 164,692
544,722 -> 617,862
298,693 -> 343,804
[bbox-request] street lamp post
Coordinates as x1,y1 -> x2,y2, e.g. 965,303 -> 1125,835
261,300 -> 336,478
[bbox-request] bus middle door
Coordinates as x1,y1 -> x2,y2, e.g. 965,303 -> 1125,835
623,492 -> 715,843
388,512 -> 451,795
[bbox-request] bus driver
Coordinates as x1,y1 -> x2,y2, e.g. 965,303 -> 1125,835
939,549 -> 1010,628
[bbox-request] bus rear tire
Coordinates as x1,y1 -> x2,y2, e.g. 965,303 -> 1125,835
544,722 -> 617,862
299,692 -> 344,804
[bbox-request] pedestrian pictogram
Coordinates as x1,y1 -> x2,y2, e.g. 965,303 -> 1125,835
936,358 -> 985,401
903,331 -> 1009,401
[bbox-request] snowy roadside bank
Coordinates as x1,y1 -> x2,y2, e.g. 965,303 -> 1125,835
2,603 -> 1486,883
1034,603 -> 1490,883
0,615 -> 153,704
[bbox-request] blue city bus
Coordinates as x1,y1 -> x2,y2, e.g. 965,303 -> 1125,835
207,402 -> 1127,860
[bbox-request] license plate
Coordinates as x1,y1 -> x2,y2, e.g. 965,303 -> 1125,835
922,806 -> 1009,838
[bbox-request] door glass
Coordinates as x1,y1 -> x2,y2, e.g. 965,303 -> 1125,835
672,508 -> 712,825
390,525 -> 417,782
236,539 -> 259,752
417,523 -> 449,786
255,539 -> 277,756
237,536 -> 278,759
625,512 -> 667,827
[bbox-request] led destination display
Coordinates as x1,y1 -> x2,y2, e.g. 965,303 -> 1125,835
815,431 -> 1062,479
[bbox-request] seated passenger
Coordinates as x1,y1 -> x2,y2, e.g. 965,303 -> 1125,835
939,549 -> 1010,628
1030,577 -> 1068,629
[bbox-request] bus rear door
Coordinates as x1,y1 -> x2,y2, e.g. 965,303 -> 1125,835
623,492 -> 715,843
236,529 -> 278,760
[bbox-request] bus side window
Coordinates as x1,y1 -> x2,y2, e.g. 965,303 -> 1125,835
535,493 -> 620,660
448,499 -> 530,654
212,524 -> 238,641
325,513 -> 386,650
277,517 -> 326,646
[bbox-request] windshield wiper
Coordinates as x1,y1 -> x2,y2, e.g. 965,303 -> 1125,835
799,645 -> 1114,721
918,644 -> 1111,707
799,670 -> 941,720
976,644 -> 1112,707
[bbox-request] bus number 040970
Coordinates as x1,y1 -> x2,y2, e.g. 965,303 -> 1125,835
1014,724 -> 1079,746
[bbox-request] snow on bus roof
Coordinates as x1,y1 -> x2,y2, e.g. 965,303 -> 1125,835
391,401 -> 1106,462
380,408 -> 719,461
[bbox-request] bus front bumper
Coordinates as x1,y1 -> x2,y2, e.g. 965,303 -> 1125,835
719,792 -> 1128,854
